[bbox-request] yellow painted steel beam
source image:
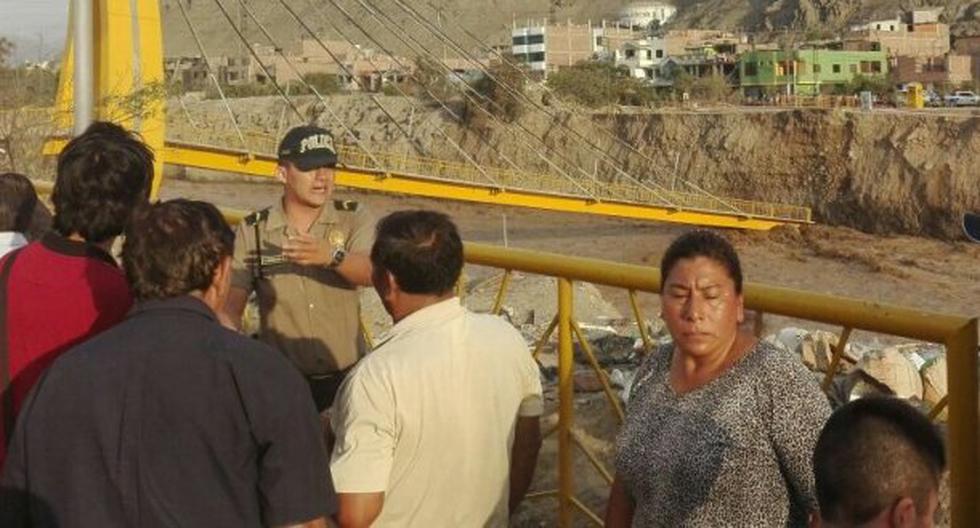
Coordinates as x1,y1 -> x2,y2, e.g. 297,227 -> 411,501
43,137 -> 805,229
44,138 -> 796,230
161,141 -> 790,230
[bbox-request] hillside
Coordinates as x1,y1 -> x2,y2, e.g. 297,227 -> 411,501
159,0 -> 980,58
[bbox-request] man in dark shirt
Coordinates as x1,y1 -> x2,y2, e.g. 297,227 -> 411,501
0,200 -> 336,527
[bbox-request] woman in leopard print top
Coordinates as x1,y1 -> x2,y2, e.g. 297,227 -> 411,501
605,231 -> 831,527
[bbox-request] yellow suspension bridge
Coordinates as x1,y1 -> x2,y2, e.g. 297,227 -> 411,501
27,0 -> 977,527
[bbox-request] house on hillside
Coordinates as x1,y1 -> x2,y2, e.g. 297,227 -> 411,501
892,54 -> 973,88
844,8 -> 949,57
953,35 -> 980,84
510,20 -> 642,76
738,49 -> 888,97
615,39 -> 668,83
614,31 -> 747,86
164,55 -> 269,91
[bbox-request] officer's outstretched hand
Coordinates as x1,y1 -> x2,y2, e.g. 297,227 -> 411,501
282,233 -> 331,267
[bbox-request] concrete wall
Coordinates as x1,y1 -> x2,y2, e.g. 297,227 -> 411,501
893,54 -> 973,86
848,24 -> 950,57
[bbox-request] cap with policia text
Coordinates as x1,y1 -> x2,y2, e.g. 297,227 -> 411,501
277,125 -> 338,171
964,213 -> 980,243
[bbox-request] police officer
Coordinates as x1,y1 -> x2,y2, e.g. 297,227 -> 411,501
222,125 -> 375,412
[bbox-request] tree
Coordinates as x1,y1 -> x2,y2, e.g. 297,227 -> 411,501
837,74 -> 891,98
547,61 -> 656,108
0,37 -> 13,68
412,55 -> 454,104
466,55 -> 527,124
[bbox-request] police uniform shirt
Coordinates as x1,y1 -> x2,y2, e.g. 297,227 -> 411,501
231,199 -> 375,376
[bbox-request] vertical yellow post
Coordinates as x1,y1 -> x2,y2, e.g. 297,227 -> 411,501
628,289 -> 653,354
557,278 -> 574,527
946,318 -> 979,527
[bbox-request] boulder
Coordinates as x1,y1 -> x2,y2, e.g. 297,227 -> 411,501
921,356 -> 948,421
858,346 -> 923,400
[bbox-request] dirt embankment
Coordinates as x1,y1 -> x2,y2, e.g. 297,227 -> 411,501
173,96 -> 980,240
601,109 -> 980,239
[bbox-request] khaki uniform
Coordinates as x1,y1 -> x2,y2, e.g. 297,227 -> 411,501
231,199 -> 375,376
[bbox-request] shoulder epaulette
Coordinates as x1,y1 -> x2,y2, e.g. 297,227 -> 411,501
243,207 -> 271,226
334,199 -> 359,212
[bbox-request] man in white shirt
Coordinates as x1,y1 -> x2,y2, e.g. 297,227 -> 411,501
331,210 -> 543,528
0,173 -> 37,258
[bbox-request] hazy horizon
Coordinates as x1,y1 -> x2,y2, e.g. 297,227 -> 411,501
1,0 -> 68,63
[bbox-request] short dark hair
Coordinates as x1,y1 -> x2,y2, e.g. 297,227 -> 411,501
371,210 -> 463,295
52,121 -> 153,243
0,172 -> 38,232
660,230 -> 743,293
122,199 -> 234,301
813,397 -> 946,525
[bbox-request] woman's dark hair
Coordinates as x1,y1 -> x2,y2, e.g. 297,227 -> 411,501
0,172 -> 38,232
660,230 -> 743,293
52,121 -> 153,243
371,210 -> 463,295
122,199 -> 234,301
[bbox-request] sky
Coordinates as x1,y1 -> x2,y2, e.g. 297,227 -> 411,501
1,0 -> 69,62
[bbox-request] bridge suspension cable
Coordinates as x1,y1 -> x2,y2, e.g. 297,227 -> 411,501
210,0 -> 306,123
316,0 -> 601,199
174,0 -> 250,152
377,0 -> 683,206
302,0 -> 520,189
231,0 -> 383,167
344,0 -> 631,202
274,0 -> 512,189
456,23 -> 745,213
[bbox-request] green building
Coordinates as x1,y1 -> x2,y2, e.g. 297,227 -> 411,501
738,49 -> 889,97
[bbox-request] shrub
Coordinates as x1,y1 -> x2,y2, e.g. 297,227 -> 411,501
301,73 -> 340,95
465,55 -> 527,123
547,61 -> 656,107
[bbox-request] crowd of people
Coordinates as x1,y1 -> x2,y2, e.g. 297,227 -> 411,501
0,121 -> 948,528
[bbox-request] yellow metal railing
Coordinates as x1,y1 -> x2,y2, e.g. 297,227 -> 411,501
30,179 -> 978,526
462,242 -> 978,528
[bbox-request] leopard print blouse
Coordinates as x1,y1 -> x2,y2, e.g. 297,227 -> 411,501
615,341 -> 831,527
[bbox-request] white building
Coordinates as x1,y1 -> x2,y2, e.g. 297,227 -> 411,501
615,38 -> 670,84
910,8 -> 942,25
617,2 -> 676,30
850,17 -> 904,32
511,21 -> 641,75
511,25 -> 548,72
